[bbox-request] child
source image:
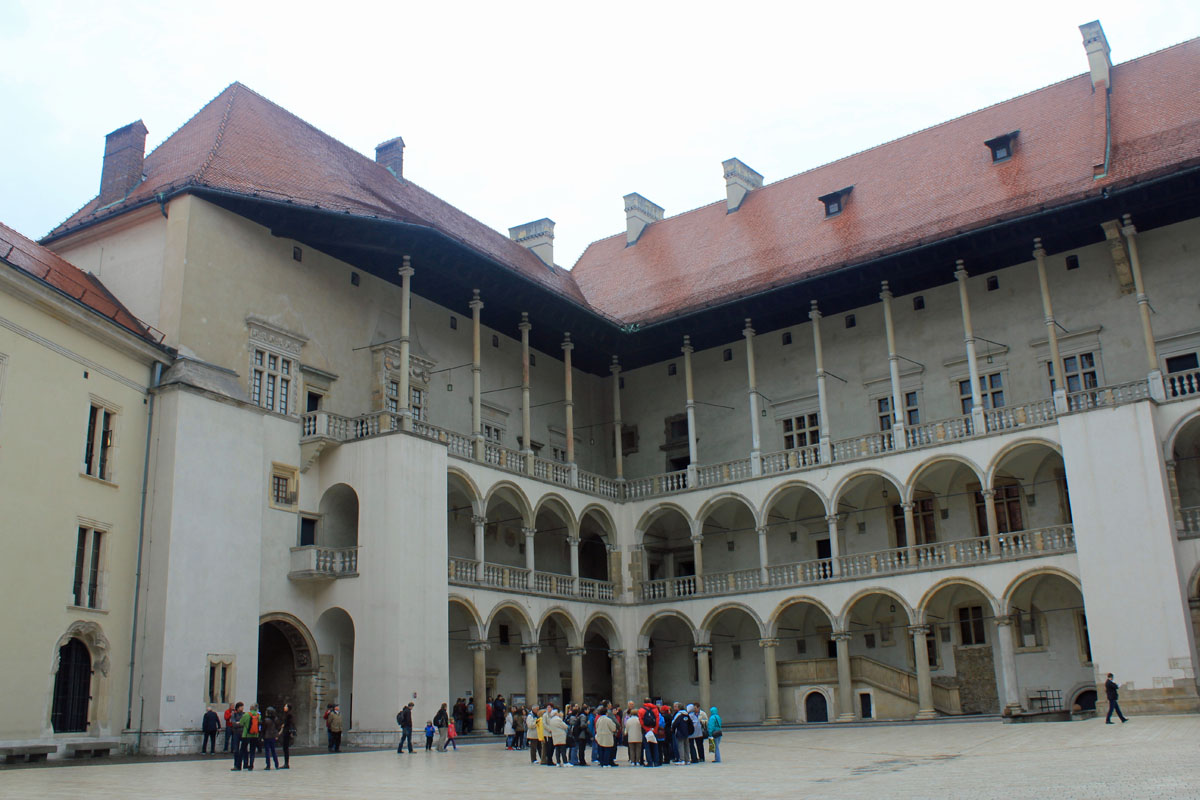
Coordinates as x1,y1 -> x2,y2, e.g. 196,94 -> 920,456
425,721 -> 435,751
447,719 -> 458,750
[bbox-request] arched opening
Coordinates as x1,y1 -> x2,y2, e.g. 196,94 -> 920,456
318,484 -> 359,548
638,507 -> 694,595
257,615 -> 317,745
447,473 -> 478,563
533,500 -> 572,576
51,638 -> 91,733
921,582 -> 997,714
644,614 -> 695,703
315,608 -> 355,731
538,611 -> 577,707
1005,571 -> 1093,712
908,458 -> 985,552
1073,689 -> 1098,711
834,473 -> 904,563
989,442 -> 1072,551
844,591 -> 915,718
698,496 -> 759,585
484,487 -> 530,570
704,606 -> 765,722
447,598 -> 481,727
485,605 -> 533,704
762,485 -> 831,581
773,599 -> 836,721
579,510 -> 612,581
1171,418 -> 1200,533
804,691 -> 829,723
582,615 -> 620,705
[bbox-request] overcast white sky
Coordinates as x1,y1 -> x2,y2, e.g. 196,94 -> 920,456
1,0 -> 1197,267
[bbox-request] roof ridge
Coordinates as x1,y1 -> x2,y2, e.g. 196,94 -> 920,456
192,82 -> 240,185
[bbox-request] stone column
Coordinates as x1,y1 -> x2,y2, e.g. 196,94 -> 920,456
472,514 -> 486,582
901,502 -> 916,565
694,644 -> 713,712
881,280 -> 907,448
609,650 -> 628,707
523,526 -> 536,573
568,536 -> 580,583
910,625 -> 937,719
567,647 -> 586,706
810,301 -> 832,463
1167,460 -> 1184,531
981,488 -> 1001,556
470,289 -> 485,460
760,638 -> 782,723
682,335 -> 699,486
832,632 -> 855,721
607,543 -> 624,596
955,262 -> 987,434
610,356 -> 624,481
994,616 -> 1023,714
756,525 -> 770,584
1121,215 -> 1164,399
397,256 -> 414,430
522,645 -> 540,706
825,514 -> 842,577
636,648 -> 652,701
519,312 -> 534,474
562,333 -> 577,485
691,527 -> 705,593
469,640 -> 490,714
744,319 -> 763,476
1033,238 -> 1067,413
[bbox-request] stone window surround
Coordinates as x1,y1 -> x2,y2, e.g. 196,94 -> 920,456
70,516 -> 111,612
205,654 -> 236,705
82,394 -> 122,485
269,462 -> 299,511
247,317 -> 306,417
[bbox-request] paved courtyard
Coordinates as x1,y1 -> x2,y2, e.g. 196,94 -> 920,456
5,716 -> 1199,799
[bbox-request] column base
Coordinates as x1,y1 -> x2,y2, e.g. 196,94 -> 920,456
914,709 -> 938,720
763,716 -> 782,725
836,712 -> 857,723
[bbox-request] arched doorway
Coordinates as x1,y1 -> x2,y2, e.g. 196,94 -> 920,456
318,484 -> 359,549
772,599 -> 836,720
579,509 -> 613,582
582,615 -> 620,705
703,606 -> 766,722
51,638 -> 91,733
315,608 -> 355,733
637,506 -> 694,596
257,614 -> 318,745
643,613 -> 696,703
804,691 -> 829,723
698,496 -> 759,587
921,582 -> 998,714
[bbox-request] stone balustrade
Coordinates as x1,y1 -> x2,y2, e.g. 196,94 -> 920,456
448,557 -> 617,602
288,545 -> 359,581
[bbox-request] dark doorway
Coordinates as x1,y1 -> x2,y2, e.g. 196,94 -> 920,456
1074,689 -> 1097,711
816,539 -> 831,560
51,638 -> 91,732
805,691 -> 829,723
859,692 -> 873,719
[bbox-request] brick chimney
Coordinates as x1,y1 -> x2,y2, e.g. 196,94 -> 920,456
375,136 -> 405,178
98,121 -> 148,206
1080,20 -> 1111,91
509,218 -> 555,267
723,158 -> 763,213
624,193 -> 663,246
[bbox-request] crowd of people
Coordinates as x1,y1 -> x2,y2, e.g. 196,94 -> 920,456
205,701 -> 298,771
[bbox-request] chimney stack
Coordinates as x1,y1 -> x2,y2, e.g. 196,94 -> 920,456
509,218 -> 555,267
623,193 -> 664,246
1080,20 -> 1111,91
98,120 -> 148,206
722,157 -> 763,213
375,136 -> 405,178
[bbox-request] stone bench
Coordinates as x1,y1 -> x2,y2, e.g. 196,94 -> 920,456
1,745 -> 57,763
64,740 -> 119,758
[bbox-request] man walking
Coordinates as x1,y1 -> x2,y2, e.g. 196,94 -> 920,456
397,702 -> 415,753
201,706 -> 220,754
1105,673 -> 1128,724
434,702 -> 450,751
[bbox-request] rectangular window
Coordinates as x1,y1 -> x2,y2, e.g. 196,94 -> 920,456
71,526 -> 105,609
1075,611 -> 1092,664
974,484 -> 1023,534
958,606 -> 986,646
960,372 -> 1005,414
484,423 -> 504,444
1048,352 -> 1098,394
782,413 -> 820,450
410,387 -> 427,422
877,393 -> 919,430
299,516 -> 318,547
83,402 -> 116,480
892,499 -> 936,547
269,465 -> 298,509
206,656 -> 235,705
251,348 -> 294,414
385,380 -> 400,414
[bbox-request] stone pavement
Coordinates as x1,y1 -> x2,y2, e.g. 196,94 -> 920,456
4,715 -> 1198,799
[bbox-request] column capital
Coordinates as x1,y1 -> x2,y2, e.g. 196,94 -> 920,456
398,254 -> 414,277
980,488 -> 995,499
1032,236 -> 1046,258
900,501 -> 913,511
522,526 -> 537,539
808,299 -> 822,322
1121,212 -> 1137,236
468,640 -> 492,652
561,332 -> 574,351
468,288 -> 484,311
690,533 -> 704,545
993,614 -> 1015,628
825,514 -> 840,525
609,355 -> 621,375
692,644 -> 713,654
681,334 -> 694,355
471,515 -> 487,526
830,631 -> 852,642
606,543 -> 620,553
954,259 -> 967,280
758,638 -> 780,649
566,536 -> 580,547
637,648 -> 653,658
566,647 -> 587,657
756,526 -> 768,536
743,317 -> 755,337
907,624 -> 931,637
520,644 -> 542,656
608,649 -> 626,660
518,311 -> 531,332
880,279 -> 893,300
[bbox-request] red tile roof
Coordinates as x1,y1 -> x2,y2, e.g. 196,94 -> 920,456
1,221 -> 163,343
46,83 -> 588,305
572,39 -> 1200,324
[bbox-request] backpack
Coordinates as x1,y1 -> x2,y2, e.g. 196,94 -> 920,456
397,711 -> 404,726
248,713 -> 259,735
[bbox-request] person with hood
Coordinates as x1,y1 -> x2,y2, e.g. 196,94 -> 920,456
638,699 -> 659,767
670,702 -> 690,764
688,703 -> 705,763
708,706 -> 723,763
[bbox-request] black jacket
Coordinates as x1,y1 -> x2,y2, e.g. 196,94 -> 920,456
399,707 -> 413,728
434,708 -> 449,727
202,710 -> 221,732
1105,678 -> 1119,701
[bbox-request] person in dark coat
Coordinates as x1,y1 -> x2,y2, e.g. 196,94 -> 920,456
201,706 -> 221,754
280,703 -> 295,768
1105,673 -> 1128,723
492,695 -> 506,735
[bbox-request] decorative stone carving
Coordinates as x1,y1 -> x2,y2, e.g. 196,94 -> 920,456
247,317 -> 307,356
57,620 -> 112,676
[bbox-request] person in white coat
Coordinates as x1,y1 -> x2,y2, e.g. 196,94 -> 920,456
595,710 -> 618,767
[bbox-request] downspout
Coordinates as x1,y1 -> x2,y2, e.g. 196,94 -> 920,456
127,360 -> 163,750
1095,87 -> 1113,180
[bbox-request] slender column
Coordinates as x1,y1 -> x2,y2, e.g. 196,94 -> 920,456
744,319 -> 763,475
994,616 -> 1023,714
810,301 -> 832,463
881,281 -> 907,449
1121,215 -> 1164,398
690,527 -> 705,593
472,514 -> 486,582
825,514 -> 842,577
562,333 -> 577,484
694,644 -> 713,713
568,536 -> 580,581
981,488 -> 1001,556
607,543 -> 624,596
682,335 -> 699,486
522,526 -> 536,573
470,289 -> 485,460
610,356 -> 624,481
567,647 -> 586,706
910,625 -> 936,719
756,525 -> 770,584
397,256 -> 414,430
636,648 -> 652,701
519,312 -> 534,474
1033,238 -> 1067,413
832,632 -> 855,721
901,502 -> 916,565
955,262 -> 987,433
469,641 -> 490,716
760,638 -> 782,723
609,650 -> 628,707
522,645 -> 540,706
1167,460 -> 1184,531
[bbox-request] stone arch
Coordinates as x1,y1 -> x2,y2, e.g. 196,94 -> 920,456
49,622 -> 111,734
696,491 -> 762,529
700,601 -> 767,640
582,611 -> 623,651
762,480 -> 831,519
484,480 -> 533,527
1001,566 -> 1083,612
534,493 -> 579,537
579,503 -> 617,543
1164,409 -> 1200,459
985,437 -> 1063,486
917,576 -> 1000,622
448,595 -> 485,640
259,611 -> 318,672
839,586 -> 915,630
635,502 -> 694,544
537,606 -> 582,648
905,454 -> 986,505
485,600 -> 536,643
767,595 -> 837,637
447,467 -> 483,515
318,483 -> 359,548
52,620 -> 112,678
639,609 -> 699,647
831,468 -> 905,511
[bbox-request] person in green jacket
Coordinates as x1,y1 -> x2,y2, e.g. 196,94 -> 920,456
237,704 -> 262,771
708,706 -> 723,763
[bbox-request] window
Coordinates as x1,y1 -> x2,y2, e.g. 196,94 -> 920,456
483,423 -> 504,444
985,131 -> 1019,162
960,372 -> 1005,414
385,379 -> 401,413
973,483 -> 1023,534
269,465 -> 298,509
1048,352 -> 1098,394
1065,255 -> 1080,270
782,413 -> 820,450
722,349 -> 733,362
845,314 -> 856,329
1166,353 -> 1200,398
926,630 -> 940,669
71,526 -> 105,609
1166,353 -> 1198,374
892,498 -> 936,547
668,363 -> 677,376
986,275 -> 1000,291
529,353 -> 537,367
1075,611 -> 1092,664
492,335 -> 500,348
819,186 -> 854,217
664,414 -> 689,449
619,424 -> 639,457
958,606 -> 986,646
731,644 -> 742,660
864,633 -> 876,649
410,387 -> 427,421
292,246 -> 302,262
450,316 -> 458,330
912,296 -> 925,311
82,401 -> 117,480
551,446 -> 568,463
782,331 -> 793,346
207,656 -> 235,704
299,516 -> 318,546
1012,605 -> 1045,650
251,348 -> 294,415
877,392 -> 919,431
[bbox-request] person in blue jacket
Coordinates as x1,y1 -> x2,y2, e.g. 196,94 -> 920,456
708,706 -> 723,763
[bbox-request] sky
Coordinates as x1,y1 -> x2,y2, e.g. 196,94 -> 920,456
1,0 -> 1197,268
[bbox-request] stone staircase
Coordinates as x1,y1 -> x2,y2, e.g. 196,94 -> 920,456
778,656 -> 962,717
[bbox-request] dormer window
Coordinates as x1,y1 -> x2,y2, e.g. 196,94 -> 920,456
985,131 -> 1019,163
818,186 -> 854,218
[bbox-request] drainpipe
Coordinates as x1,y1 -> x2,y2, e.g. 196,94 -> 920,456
128,360 -> 163,750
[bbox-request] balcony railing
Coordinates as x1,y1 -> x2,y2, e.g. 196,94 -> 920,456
1167,369 -> 1200,399
1178,506 -> 1200,540
448,557 -> 616,602
288,545 -> 359,581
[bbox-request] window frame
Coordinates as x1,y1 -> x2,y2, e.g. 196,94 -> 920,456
82,397 -> 120,483
206,654 -> 236,705
957,605 -> 987,647
782,412 -> 820,451
269,463 -> 299,511
70,523 -> 108,611
959,371 -> 1006,415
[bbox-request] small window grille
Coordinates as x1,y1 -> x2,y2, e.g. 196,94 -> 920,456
1065,255 -> 1080,270
845,314 -> 856,329
722,349 -> 732,362
985,131 -> 1019,163
782,331 -> 793,345
913,295 -> 925,310
986,275 -> 1000,291
668,363 -> 677,376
